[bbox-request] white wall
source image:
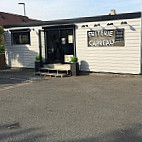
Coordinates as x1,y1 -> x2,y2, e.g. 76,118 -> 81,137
4,17 -> 141,74
76,18 -> 141,74
4,27 -> 42,68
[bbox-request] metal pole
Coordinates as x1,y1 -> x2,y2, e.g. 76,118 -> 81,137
23,3 -> 26,17
18,3 -> 26,22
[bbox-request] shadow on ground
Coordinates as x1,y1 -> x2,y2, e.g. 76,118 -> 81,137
0,123 -> 142,142
0,125 -> 48,142
57,123 -> 142,142
1,123 -> 141,142
0,68 -> 40,87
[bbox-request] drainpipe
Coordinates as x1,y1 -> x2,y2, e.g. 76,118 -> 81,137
38,30 -> 42,67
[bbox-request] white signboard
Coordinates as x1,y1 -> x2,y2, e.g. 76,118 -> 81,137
88,29 -> 124,47
64,55 -> 73,63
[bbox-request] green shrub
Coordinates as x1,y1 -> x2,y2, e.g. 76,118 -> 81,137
0,27 -> 4,44
0,26 -> 5,54
71,56 -> 77,63
35,55 -> 40,60
0,45 -> 5,54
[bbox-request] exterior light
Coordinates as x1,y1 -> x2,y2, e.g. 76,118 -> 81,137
121,21 -> 128,25
94,24 -> 100,27
81,25 -> 89,28
107,23 -> 113,26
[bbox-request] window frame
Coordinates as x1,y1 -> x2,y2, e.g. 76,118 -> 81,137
11,29 -> 31,45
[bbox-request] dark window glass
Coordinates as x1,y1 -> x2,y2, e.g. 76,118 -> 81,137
12,30 -> 30,45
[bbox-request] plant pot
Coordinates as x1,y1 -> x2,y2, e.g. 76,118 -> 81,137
71,62 -> 79,76
0,53 -> 6,68
35,60 -> 41,72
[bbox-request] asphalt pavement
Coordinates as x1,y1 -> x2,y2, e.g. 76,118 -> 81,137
0,69 -> 142,142
0,68 -> 41,88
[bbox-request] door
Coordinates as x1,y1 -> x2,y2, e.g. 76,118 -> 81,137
46,30 -> 62,64
45,27 -> 75,64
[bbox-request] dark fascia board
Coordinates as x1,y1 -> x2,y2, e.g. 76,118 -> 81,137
43,24 -> 75,30
10,28 -> 30,32
3,11 -> 141,29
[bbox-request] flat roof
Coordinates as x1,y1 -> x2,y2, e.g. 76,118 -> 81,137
4,11 -> 141,29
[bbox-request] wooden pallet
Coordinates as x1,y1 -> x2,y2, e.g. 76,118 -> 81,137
40,72 -> 69,78
35,66 -> 71,78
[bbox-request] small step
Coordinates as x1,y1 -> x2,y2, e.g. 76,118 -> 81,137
41,67 -> 69,70
43,64 -> 70,70
39,72 -> 70,78
40,67 -> 70,72
36,64 -> 71,78
40,66 -> 71,75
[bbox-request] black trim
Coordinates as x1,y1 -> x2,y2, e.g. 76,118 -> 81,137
10,29 -> 31,33
4,12 -> 141,28
11,29 -> 31,45
44,31 -> 47,64
73,25 -> 76,56
44,26 -> 75,64
39,30 -> 42,66
43,25 -> 75,30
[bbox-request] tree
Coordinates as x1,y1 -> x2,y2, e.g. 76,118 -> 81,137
0,26 -> 5,54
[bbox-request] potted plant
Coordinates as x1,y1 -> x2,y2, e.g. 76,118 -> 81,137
35,54 -> 41,72
70,56 -> 79,76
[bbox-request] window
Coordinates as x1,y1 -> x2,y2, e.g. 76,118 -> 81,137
11,29 -> 30,45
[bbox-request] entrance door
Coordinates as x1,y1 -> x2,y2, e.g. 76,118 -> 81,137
46,30 -> 61,63
46,27 -> 74,64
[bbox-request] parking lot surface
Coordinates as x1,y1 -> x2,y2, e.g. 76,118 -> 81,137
0,69 -> 142,142
0,68 -> 41,88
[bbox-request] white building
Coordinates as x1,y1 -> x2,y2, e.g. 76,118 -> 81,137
4,11 -> 142,74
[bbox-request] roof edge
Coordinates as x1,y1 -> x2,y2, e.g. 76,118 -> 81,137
3,11 -> 141,29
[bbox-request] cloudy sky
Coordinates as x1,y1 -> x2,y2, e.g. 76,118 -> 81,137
0,0 -> 142,21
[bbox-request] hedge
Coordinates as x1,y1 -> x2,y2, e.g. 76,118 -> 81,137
0,26 -> 5,54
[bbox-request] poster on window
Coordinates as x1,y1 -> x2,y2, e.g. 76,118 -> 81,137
64,55 -> 73,63
68,35 -> 73,43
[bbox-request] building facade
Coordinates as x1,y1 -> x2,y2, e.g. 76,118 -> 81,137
4,11 -> 142,74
